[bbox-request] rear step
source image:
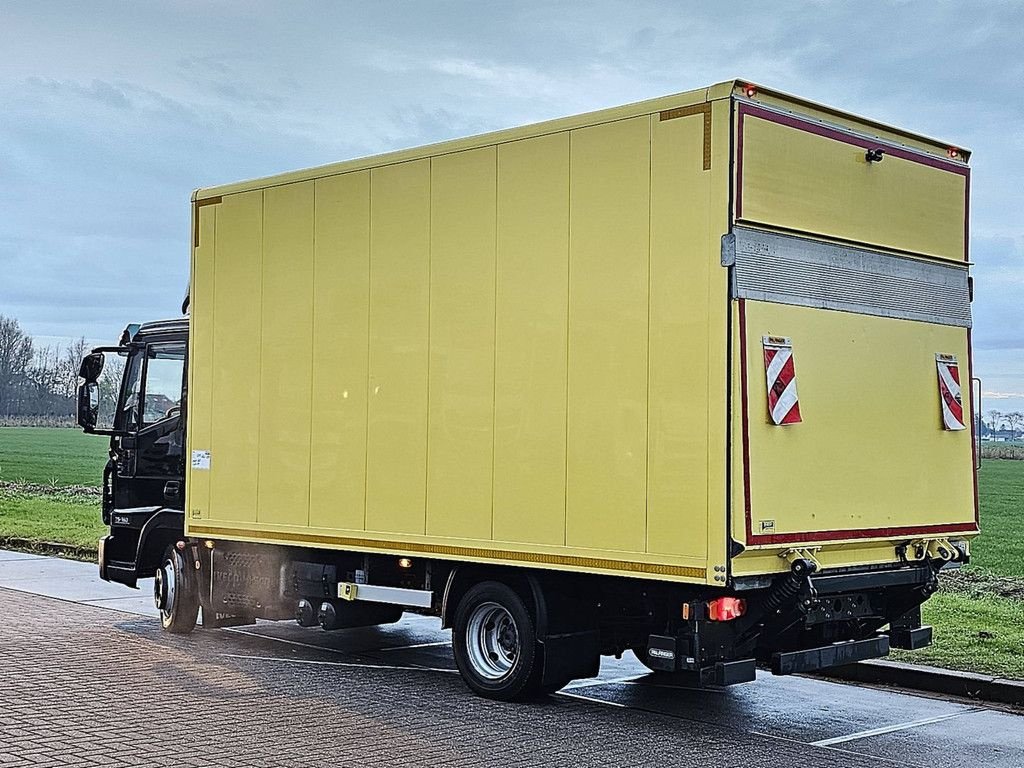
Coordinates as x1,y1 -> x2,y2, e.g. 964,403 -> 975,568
771,636 -> 890,675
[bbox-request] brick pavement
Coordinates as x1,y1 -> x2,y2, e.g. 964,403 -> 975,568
0,587 -> 893,767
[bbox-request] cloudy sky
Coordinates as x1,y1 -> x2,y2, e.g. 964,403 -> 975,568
1,1 -> 1021,412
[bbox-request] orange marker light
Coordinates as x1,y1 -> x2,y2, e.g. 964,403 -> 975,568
707,596 -> 747,621
947,147 -> 960,160
743,83 -> 757,98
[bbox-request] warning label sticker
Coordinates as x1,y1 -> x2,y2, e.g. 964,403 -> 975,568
191,450 -> 211,470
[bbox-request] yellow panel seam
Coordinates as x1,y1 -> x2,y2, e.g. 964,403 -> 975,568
563,130 -> 573,548
306,183 -> 317,528
645,114 -> 653,555
254,192 -> 265,524
490,148 -> 499,542
423,160 -> 432,536
363,173 -> 373,532
206,206 -> 217,520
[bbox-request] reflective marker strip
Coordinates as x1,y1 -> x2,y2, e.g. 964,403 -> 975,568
936,353 -> 966,431
763,336 -> 802,426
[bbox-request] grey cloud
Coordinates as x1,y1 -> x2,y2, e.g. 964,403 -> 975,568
0,0 -> 1021,395
26,77 -> 132,109
970,236 -> 1023,326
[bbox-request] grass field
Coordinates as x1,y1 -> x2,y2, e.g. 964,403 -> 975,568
0,427 -> 108,486
973,460 -> 1024,577
0,490 -> 104,549
897,591 -> 1024,678
1,426 -> 1021,677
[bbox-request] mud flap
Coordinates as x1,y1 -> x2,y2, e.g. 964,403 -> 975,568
540,630 -> 600,686
646,634 -> 756,686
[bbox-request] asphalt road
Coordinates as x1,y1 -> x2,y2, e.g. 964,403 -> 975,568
1,549 -> 1022,767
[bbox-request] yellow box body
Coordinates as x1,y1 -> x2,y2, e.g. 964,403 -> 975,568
186,81 -> 977,585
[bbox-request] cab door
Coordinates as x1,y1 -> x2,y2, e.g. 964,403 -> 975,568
114,338 -> 187,509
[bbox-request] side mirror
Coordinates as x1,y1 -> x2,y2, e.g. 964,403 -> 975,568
77,381 -> 99,431
79,352 -> 105,383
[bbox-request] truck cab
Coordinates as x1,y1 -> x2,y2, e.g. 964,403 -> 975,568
77,318 -> 188,587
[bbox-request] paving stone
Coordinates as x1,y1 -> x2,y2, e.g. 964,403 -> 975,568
0,586 -> 898,767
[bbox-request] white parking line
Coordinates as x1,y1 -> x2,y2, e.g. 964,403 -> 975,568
811,709 -> 982,747
556,691 -> 629,708
563,676 -> 642,690
378,640 -> 452,651
753,730 -> 919,768
224,653 -> 458,674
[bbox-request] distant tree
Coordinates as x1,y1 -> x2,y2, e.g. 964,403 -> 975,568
1008,412 -> 1024,440
59,337 -> 89,400
0,315 -> 35,416
988,410 -> 1005,432
96,354 -> 125,430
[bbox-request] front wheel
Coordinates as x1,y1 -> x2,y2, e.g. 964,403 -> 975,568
452,581 -> 546,701
154,546 -> 199,634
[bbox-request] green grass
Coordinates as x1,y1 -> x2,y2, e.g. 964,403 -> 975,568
973,460 -> 1024,577
0,491 -> 105,549
894,591 -> 1024,679
0,426 -> 108,487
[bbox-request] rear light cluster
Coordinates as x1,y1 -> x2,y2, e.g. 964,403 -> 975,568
682,596 -> 748,621
707,596 -> 747,621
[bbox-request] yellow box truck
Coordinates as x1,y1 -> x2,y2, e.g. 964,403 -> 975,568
78,79 -> 978,700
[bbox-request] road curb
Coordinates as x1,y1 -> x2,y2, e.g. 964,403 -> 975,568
0,537 -> 96,562
823,659 -> 1024,706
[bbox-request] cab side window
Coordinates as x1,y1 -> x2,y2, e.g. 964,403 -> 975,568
141,343 -> 186,427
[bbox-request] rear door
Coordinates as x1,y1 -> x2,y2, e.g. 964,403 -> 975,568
727,99 -> 977,569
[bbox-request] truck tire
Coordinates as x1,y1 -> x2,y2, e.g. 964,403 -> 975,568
154,546 -> 199,634
452,581 -> 546,701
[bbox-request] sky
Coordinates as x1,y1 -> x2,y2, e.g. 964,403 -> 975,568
1,1 -> 1022,413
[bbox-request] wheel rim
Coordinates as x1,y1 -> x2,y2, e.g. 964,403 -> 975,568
465,601 -> 519,680
154,559 -> 176,615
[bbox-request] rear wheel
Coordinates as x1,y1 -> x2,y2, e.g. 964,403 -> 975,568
452,581 -> 546,701
154,546 -> 199,634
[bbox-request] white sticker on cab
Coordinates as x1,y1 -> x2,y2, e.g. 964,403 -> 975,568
191,450 -> 211,470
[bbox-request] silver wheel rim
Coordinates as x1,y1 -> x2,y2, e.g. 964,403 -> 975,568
154,559 -> 176,617
465,601 -> 519,680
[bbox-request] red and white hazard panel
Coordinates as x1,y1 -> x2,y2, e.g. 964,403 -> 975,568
935,353 -> 966,431
762,336 -> 801,426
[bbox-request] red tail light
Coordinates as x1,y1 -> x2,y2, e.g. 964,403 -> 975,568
707,596 -> 747,621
